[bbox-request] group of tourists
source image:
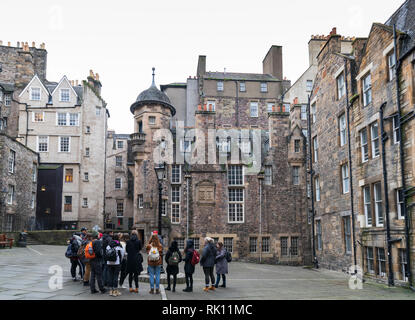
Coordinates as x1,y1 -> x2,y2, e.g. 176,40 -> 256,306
65,229 -> 231,296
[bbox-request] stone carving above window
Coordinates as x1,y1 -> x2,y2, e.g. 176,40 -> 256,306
197,181 -> 215,205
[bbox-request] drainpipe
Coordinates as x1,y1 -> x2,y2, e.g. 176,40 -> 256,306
306,93 -> 317,268
186,175 -> 190,240
380,102 -> 395,287
394,24 -> 413,288
259,176 -> 263,263
343,58 -> 358,274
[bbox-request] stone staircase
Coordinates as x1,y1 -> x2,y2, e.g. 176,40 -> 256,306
26,234 -> 43,246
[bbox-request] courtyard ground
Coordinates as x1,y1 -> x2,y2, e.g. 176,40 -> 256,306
0,245 -> 414,300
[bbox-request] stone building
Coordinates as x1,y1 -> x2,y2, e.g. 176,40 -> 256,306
130,47 -> 311,264
105,130 -> 134,230
305,0 -> 415,286
0,133 -> 38,232
15,71 -> 109,230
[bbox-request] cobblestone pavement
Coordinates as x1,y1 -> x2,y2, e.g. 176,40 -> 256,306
0,245 -> 414,300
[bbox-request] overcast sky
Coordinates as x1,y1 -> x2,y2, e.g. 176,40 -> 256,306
1,0 -> 404,133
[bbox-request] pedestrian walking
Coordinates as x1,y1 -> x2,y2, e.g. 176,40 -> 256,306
106,234 -> 125,297
165,240 -> 182,292
80,233 -> 93,286
119,233 -> 129,289
182,239 -> 197,292
102,230 -> 113,287
88,232 -> 106,294
126,230 -> 143,293
65,235 -> 82,281
200,237 -> 217,292
146,231 -> 163,295
215,242 -> 228,288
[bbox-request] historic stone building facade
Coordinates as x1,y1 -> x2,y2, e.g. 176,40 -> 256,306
304,0 -> 415,286
130,47 -> 311,264
0,133 -> 38,232
105,130 -> 134,230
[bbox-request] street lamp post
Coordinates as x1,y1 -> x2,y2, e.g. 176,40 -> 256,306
154,162 -> 166,273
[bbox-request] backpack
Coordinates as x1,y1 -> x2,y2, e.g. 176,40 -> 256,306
105,246 -> 118,262
78,244 -> 86,260
148,246 -> 160,261
225,251 -> 232,263
71,241 -> 79,255
65,244 -> 73,258
168,251 -> 180,266
191,250 -> 200,266
85,241 -> 96,260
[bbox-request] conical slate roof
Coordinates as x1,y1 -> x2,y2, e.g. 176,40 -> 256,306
130,68 -> 176,116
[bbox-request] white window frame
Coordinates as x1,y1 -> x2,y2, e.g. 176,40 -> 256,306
265,165 -> 272,186
387,51 -> 396,81
371,122 -> 380,158
58,136 -> 71,153
250,102 -> 259,118
293,166 -> 300,186
69,113 -> 79,126
138,194 -> 144,208
364,186 -> 372,227
37,136 -> 49,153
31,193 -> 36,209
342,163 -> 349,194
224,237 -> 234,253
217,81 -> 224,92
7,185 -> 14,205
30,87 -> 41,101
171,165 -> 182,184
267,103 -> 275,113
306,80 -> 313,92
316,221 -> 322,251
228,165 -> 244,186
339,114 -> 347,146
301,105 -> 307,120
32,111 -> 45,123
228,188 -> 244,224
362,73 -> 372,107
8,149 -> 16,173
60,88 -> 70,102
117,140 -> 124,149
96,107 -> 101,116
57,112 -> 67,126
397,189 -> 405,220
171,186 -> 181,224
240,82 -> 246,92
115,156 -> 123,167
343,216 -> 352,254
374,183 -> 384,227
360,129 -> 369,163
393,115 -> 400,145
315,177 -> 320,202
337,73 -> 345,99
4,93 -> 11,106
313,136 -> 318,163
260,82 -> 268,93
115,178 -> 122,190
161,199 -> 167,217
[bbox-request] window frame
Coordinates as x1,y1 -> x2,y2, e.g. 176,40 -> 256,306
374,182 -> 384,227
293,166 -> 300,186
65,168 -> 74,183
64,196 -> 73,212
60,88 -> 70,102
37,136 -> 49,153
364,186 -> 372,227
115,178 -> 122,190
32,111 -> 45,123
260,82 -> 268,93
397,189 -> 405,220
8,149 -> 16,174
337,72 -> 346,99
7,185 -> 15,205
387,50 -> 396,82
343,216 -> 352,254
250,102 -> 259,118
362,73 -> 372,107
249,237 -> 257,253
341,163 -> 350,194
315,176 -> 320,202
370,122 -> 380,159
217,81 -> 224,92
360,128 -> 369,163
30,87 -> 41,101
339,114 -> 347,147
59,136 -> 71,153
171,185 -> 181,224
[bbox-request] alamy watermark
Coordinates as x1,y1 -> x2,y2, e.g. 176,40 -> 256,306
48,265 -> 63,290
152,121 -> 263,175
348,265 -> 363,290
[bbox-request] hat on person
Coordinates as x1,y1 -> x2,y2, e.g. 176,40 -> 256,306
152,231 -> 158,235
81,227 -> 87,232
91,231 -> 99,239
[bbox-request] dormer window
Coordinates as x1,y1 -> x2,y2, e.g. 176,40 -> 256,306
60,89 -> 70,102
30,87 -> 41,101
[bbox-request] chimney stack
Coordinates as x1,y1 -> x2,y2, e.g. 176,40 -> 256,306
262,45 -> 283,80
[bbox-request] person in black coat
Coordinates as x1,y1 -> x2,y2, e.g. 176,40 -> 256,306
165,240 -> 182,292
126,230 -> 143,293
183,239 -> 195,292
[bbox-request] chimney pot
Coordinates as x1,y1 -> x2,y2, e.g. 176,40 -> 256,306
32,41 -> 35,47
8,41 -> 11,46
17,41 -> 20,47
0,40 -> 2,46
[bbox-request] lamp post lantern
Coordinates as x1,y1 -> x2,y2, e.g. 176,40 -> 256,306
154,163 -> 166,274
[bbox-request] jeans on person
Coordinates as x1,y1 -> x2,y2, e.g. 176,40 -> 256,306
90,259 -> 105,292
215,273 -> 226,287
185,273 -> 193,289
102,263 -> 110,286
203,267 -> 215,287
108,265 -> 121,290
70,259 -> 84,279
128,271 -> 140,289
148,265 -> 161,289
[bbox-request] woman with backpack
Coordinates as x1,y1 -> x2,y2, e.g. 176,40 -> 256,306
146,231 -> 163,295
126,230 -> 143,293
118,233 -> 129,289
106,234 -> 125,297
66,234 -> 84,281
165,240 -> 182,292
200,237 -> 217,292
215,242 -> 228,288
183,239 -> 197,292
